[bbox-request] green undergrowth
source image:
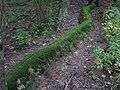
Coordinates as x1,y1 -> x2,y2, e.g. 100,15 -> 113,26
6,3 -> 95,90
93,6 -> 120,89
7,0 -> 29,5
93,6 -> 120,81
8,7 -> 30,23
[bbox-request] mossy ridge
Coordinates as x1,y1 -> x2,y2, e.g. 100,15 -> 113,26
78,3 -> 95,23
6,3 -> 95,90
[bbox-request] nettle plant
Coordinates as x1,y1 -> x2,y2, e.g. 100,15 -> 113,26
16,26 -> 31,46
93,6 -> 120,81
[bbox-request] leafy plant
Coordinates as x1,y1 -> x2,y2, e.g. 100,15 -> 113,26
7,0 -> 26,4
16,26 -> 31,46
8,7 -> 30,22
17,66 -> 36,90
114,0 -> 120,7
93,6 -> 120,81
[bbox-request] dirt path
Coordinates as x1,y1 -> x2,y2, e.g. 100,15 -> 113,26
33,0 -> 113,90
5,0 -> 88,72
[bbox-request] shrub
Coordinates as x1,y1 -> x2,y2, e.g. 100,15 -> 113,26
16,26 -> 31,46
8,8 -> 30,23
93,6 -> 120,81
7,0 -> 26,5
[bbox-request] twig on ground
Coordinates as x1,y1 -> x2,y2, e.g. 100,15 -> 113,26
64,77 -> 72,90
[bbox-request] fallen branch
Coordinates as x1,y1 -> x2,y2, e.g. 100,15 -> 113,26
64,77 -> 72,90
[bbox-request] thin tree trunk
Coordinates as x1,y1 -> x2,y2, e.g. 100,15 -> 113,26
55,0 -> 62,29
0,0 -> 7,89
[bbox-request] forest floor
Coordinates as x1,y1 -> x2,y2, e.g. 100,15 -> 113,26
5,0 -> 88,73
32,0 -> 115,90
5,0 -> 118,90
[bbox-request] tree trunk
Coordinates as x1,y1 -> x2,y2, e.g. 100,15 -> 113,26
56,0 -> 62,30
0,0 -> 7,89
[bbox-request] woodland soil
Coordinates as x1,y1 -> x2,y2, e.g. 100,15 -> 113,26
32,0 -> 115,90
5,0 -> 88,73
5,0 -> 116,89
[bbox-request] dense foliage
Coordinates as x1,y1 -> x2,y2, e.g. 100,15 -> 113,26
16,26 -> 31,45
114,0 -> 120,7
93,6 -> 120,81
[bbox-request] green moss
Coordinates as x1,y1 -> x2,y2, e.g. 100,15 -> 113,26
6,4 -> 95,90
78,3 -> 95,23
